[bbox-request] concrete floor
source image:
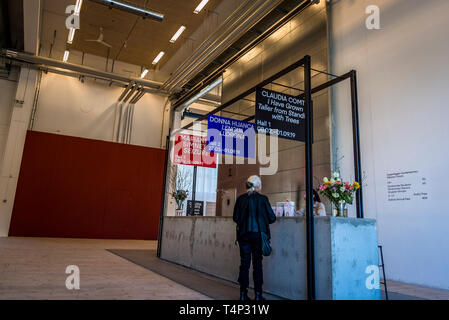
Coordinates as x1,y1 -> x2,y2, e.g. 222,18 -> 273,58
0,237 -> 210,300
1,237 -> 448,300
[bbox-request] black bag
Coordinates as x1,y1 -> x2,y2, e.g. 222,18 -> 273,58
260,231 -> 272,257
254,205 -> 272,256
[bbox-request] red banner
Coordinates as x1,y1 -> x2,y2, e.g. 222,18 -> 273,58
173,133 -> 217,168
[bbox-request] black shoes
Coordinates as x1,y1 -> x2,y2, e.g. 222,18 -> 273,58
239,289 -> 266,300
240,289 -> 251,301
254,291 -> 266,301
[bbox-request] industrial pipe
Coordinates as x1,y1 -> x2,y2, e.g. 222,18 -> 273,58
1,50 -> 163,91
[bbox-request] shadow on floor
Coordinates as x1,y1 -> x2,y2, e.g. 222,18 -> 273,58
107,249 -> 284,300
107,249 -> 426,301
382,291 -> 425,300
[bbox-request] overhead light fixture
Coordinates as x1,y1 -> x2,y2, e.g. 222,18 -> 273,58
170,26 -> 186,43
67,28 -> 76,44
140,68 -> 149,78
181,77 -> 222,109
63,50 -> 70,62
67,0 -> 83,44
88,0 -> 164,22
75,0 -> 83,14
193,0 -> 210,14
152,51 -> 165,65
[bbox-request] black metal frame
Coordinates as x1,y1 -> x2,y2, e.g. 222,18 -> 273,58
158,55 -> 364,299
304,56 -> 315,299
156,135 -> 170,258
378,245 -> 388,300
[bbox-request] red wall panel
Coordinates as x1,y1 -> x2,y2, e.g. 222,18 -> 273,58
9,131 -> 166,240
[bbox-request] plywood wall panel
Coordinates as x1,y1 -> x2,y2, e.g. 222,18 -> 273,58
8,131 -> 166,240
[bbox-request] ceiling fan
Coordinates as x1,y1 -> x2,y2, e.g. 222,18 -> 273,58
85,27 -> 112,48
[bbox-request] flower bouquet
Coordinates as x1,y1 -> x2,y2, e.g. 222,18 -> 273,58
318,172 -> 360,217
172,189 -> 189,210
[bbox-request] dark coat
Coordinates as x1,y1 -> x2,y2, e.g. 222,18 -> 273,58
233,191 -> 276,241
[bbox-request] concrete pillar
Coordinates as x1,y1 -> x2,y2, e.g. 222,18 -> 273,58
0,67 -> 38,236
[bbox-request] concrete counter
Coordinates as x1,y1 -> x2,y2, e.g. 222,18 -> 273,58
160,216 -> 381,300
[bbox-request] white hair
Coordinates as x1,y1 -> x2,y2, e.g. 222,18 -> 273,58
247,175 -> 262,192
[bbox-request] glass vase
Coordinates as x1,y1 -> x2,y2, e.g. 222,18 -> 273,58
175,200 -> 184,216
333,202 -> 347,217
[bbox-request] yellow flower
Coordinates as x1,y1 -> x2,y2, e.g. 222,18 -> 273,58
353,182 -> 360,189
325,181 -> 332,186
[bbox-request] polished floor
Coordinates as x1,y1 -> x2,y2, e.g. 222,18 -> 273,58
0,237 -> 448,300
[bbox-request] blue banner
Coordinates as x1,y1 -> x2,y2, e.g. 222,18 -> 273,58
206,114 -> 256,158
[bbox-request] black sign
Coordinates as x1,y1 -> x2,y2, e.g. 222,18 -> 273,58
186,200 -> 204,216
255,87 -> 306,142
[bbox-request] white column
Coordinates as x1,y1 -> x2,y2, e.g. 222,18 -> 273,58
0,67 -> 38,236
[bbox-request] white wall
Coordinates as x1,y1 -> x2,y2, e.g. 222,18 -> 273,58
0,67 -> 39,237
33,72 -> 167,148
329,0 -> 449,289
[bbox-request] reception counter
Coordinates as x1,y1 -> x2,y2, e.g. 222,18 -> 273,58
160,216 -> 381,300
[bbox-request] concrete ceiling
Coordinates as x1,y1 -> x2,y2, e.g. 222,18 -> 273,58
67,0 -> 222,69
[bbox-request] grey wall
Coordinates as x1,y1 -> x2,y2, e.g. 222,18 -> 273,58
216,1 -> 331,212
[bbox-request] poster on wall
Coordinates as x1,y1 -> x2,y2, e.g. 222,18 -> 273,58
386,170 -> 429,202
206,114 -> 256,158
173,133 -> 217,168
255,87 -> 306,142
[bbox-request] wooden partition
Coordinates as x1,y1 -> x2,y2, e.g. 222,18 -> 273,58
9,131 -> 166,240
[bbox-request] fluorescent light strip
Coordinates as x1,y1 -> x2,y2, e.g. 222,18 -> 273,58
63,50 -> 70,62
141,69 -> 149,78
75,0 -> 83,14
67,0 -> 82,44
67,28 -> 76,44
194,0 -> 210,14
152,51 -> 165,65
170,26 -> 186,43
